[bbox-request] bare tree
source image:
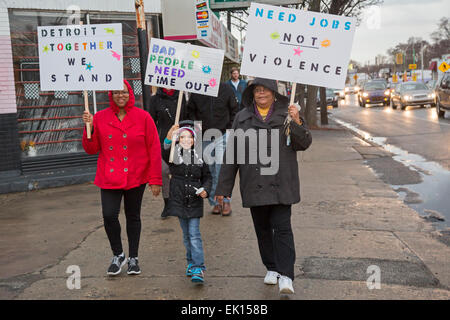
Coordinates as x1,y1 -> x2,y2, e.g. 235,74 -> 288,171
220,0 -> 384,127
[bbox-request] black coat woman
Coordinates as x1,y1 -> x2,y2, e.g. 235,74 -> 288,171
215,78 -> 312,294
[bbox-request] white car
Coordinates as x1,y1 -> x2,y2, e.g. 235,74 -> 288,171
390,82 -> 436,110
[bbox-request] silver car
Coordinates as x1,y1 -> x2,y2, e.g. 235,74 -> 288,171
390,82 -> 436,110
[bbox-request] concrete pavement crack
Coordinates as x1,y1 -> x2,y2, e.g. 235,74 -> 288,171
391,231 -> 449,291
4,224 -> 104,299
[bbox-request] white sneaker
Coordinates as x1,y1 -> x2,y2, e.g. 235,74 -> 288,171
279,275 -> 294,294
264,271 -> 280,285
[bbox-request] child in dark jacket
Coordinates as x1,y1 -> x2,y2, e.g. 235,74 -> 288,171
163,121 -> 212,283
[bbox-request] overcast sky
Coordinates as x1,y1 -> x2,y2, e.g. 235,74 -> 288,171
351,0 -> 448,64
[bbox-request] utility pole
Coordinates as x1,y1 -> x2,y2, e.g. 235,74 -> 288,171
135,0 -> 151,111
421,44 -> 425,81
305,0 -> 320,127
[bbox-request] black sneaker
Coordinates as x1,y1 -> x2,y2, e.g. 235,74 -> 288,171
107,253 -> 126,276
127,257 -> 141,275
161,198 -> 169,219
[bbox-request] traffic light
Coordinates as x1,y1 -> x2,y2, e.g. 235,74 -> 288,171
396,53 -> 403,65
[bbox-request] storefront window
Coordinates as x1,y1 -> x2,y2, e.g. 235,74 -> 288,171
9,9 -> 158,159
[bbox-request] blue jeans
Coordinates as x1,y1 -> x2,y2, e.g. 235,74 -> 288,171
203,133 -> 231,206
178,217 -> 205,270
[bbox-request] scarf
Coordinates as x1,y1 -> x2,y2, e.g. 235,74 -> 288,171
254,102 -> 274,122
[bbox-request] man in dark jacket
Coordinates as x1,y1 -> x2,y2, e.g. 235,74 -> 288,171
187,82 -> 238,216
226,67 -> 247,106
215,78 -> 312,295
149,88 -> 186,218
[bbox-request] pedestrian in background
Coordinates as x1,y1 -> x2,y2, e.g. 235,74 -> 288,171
163,121 -> 212,284
82,80 -> 162,276
215,78 -> 312,295
187,82 -> 238,216
226,67 -> 247,107
149,88 -> 186,219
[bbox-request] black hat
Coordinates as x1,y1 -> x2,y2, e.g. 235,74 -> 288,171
242,78 -> 289,107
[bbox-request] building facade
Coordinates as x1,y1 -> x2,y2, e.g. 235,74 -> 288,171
0,0 -> 161,193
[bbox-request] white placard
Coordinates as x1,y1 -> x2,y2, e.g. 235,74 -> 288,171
241,3 -> 356,89
144,38 -> 225,97
38,23 -> 124,91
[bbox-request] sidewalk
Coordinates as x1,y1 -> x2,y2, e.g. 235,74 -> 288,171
1,124 -> 449,300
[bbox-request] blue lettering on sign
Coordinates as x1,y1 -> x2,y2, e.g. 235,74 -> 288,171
254,8 -> 296,23
152,44 -> 176,56
253,6 -> 352,30
308,16 -> 351,31
255,7 -> 264,17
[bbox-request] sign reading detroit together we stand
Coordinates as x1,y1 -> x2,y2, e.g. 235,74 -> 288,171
241,3 -> 356,89
144,38 -> 225,97
38,23 -> 124,91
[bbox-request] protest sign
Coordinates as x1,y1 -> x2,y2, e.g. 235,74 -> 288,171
241,3 -> 356,89
38,23 -> 124,91
144,38 -> 225,97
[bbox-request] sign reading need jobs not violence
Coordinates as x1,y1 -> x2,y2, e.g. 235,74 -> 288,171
144,38 -> 225,97
38,23 -> 123,91
241,3 -> 356,89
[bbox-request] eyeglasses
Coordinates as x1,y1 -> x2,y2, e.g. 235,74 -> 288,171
253,87 -> 270,94
112,91 -> 129,96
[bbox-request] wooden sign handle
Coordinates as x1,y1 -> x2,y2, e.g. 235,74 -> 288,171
290,82 -> 296,105
79,21 -> 92,139
84,90 -> 91,139
168,90 -> 184,163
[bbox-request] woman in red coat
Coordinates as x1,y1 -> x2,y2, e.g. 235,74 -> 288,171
82,80 -> 162,276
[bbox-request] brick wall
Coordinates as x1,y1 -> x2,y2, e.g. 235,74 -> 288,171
0,8 -> 17,115
0,8 -> 21,173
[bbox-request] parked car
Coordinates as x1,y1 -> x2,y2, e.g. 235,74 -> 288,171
358,81 -> 390,107
426,79 -> 438,90
344,85 -> 357,95
334,89 -> 345,100
390,82 -> 436,110
435,73 -> 450,118
371,78 -> 389,86
317,88 -> 339,109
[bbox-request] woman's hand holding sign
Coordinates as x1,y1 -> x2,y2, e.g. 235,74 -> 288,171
82,111 -> 93,134
288,104 -> 302,125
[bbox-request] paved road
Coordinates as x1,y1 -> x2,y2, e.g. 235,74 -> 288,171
331,94 -> 450,170
330,94 -> 450,229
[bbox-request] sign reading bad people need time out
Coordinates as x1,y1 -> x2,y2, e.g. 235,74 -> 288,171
241,3 -> 356,89
144,38 -> 225,97
38,23 -> 123,91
